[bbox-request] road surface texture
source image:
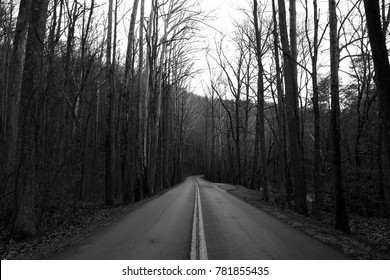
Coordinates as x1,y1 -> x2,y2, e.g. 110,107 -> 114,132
51,176 -> 350,260
51,178 -> 195,259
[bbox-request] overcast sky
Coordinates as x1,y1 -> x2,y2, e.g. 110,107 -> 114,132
100,0 -> 355,97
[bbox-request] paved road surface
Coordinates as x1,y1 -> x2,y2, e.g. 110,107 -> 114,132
51,176 -> 350,260
197,178 -> 348,259
51,178 -> 194,259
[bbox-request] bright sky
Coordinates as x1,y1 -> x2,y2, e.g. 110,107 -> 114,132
191,0 -> 358,97
189,0 -> 239,95
88,0 -> 235,95
91,0 -> 356,97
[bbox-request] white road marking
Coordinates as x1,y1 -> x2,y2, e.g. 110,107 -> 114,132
190,178 -> 208,260
190,181 -> 198,260
196,180 -> 208,260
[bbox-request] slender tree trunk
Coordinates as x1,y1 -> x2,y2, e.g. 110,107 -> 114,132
305,0 -> 323,219
377,115 -> 386,203
113,0 -> 122,200
122,0 -> 140,204
75,0 -> 95,202
251,3 -> 260,190
235,92 -> 241,184
148,0 -> 172,195
211,90 -> 215,181
205,97 -> 209,176
105,0 -> 114,206
290,0 -> 307,214
329,0 -> 350,233
137,0 -> 146,201
272,0 -> 288,207
142,0 -> 154,198
145,0 -> 158,197
278,0 -> 307,214
124,0 -> 140,89
252,0 -> 268,200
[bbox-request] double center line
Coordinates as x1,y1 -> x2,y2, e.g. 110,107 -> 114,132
190,178 -> 208,260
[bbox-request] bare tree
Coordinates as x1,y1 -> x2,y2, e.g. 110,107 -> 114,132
277,0 -> 307,214
329,0 -> 350,233
272,0 -> 288,207
105,0 -> 114,206
364,0 -> 390,175
3,0 -> 31,199
251,0 -> 269,200
304,0 -> 323,219
122,0 -> 140,204
10,0 -> 50,239
2,0 -> 33,238
364,0 -> 390,207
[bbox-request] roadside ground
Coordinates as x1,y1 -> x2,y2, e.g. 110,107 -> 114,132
215,182 -> 390,260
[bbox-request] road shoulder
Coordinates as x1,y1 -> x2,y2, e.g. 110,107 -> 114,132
213,183 -> 390,260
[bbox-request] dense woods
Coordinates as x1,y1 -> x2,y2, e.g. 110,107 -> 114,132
0,0 -> 205,239
197,0 -> 390,234
0,0 -> 389,242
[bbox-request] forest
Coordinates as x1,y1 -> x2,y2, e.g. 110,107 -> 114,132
0,0 -> 389,251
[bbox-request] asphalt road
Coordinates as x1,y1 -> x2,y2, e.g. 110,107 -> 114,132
51,176 -> 350,260
51,178 -> 195,259
197,178 -> 349,259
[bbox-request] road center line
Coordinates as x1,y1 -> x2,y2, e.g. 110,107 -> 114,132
190,181 -> 198,260
190,178 -> 208,260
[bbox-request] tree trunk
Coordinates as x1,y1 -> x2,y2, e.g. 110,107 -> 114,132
364,0 -> 390,184
305,0 -> 323,219
124,0 -> 140,89
377,114 -> 386,203
278,0 -> 307,214
252,0 -> 268,201
211,90 -> 215,181
3,0 -> 32,238
148,0 -> 172,195
11,0 -> 49,239
105,0 -> 114,206
234,83 -> 241,184
272,0 -> 288,207
329,0 -> 350,233
137,0 -> 146,201
3,0 -> 31,196
122,0 -> 140,205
